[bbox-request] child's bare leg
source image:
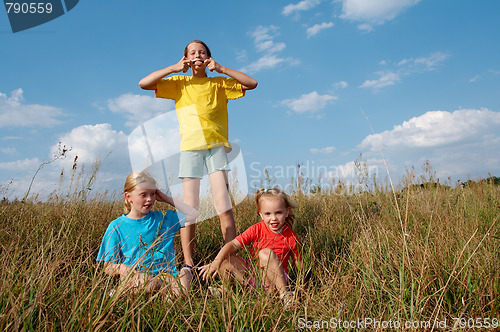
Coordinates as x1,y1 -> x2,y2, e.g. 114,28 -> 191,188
218,209 -> 236,242
258,248 -> 288,294
121,272 -> 161,294
180,265 -> 193,295
209,170 -> 236,242
174,267 -> 193,296
219,254 -> 247,284
180,177 -> 200,267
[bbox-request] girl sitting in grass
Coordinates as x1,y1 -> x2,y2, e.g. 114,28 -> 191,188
97,171 -> 199,297
198,188 -> 303,306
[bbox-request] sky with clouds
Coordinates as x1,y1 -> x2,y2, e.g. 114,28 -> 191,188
1,0 -> 499,199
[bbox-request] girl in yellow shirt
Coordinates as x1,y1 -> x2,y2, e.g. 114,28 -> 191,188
139,40 -> 257,275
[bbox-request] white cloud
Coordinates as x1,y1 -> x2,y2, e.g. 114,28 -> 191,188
333,81 -> 349,89
282,91 -> 337,114
326,158 -> 384,184
401,52 -> 449,72
339,0 -> 421,31
241,25 -> 299,74
469,75 -> 480,83
360,71 -> 400,89
41,123 -> 131,197
306,22 -> 334,38
250,25 -> 280,44
282,0 -> 321,16
0,158 -> 41,171
240,54 -> 287,74
108,93 -> 174,128
361,52 -> 448,91
255,40 -> 287,53
0,89 -> 65,128
4,122 -> 172,200
53,123 -> 128,167
327,160 -> 356,180
358,108 -> 500,178
1,147 -> 16,154
310,146 -> 335,154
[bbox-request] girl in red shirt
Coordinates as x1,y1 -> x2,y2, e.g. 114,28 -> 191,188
199,188 -> 303,306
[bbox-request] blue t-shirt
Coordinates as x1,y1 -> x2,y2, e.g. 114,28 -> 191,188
96,210 -> 186,276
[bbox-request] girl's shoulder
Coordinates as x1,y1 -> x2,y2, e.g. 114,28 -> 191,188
108,214 -> 128,226
283,224 -> 300,240
154,209 -> 187,227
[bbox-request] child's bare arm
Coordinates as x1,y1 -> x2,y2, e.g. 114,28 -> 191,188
198,239 -> 242,280
204,58 -> 258,90
103,262 -> 159,291
139,57 -> 191,90
103,262 -> 134,277
155,189 -> 200,225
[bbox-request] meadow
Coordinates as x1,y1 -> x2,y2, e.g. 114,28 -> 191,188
0,167 -> 499,331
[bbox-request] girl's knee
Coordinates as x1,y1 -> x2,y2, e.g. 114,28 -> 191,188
220,255 -> 243,272
213,195 -> 232,214
219,259 -> 232,273
258,248 -> 276,263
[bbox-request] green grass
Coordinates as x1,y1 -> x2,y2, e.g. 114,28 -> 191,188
1,176 -> 499,331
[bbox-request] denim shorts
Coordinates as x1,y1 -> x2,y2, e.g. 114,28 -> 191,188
178,146 -> 229,178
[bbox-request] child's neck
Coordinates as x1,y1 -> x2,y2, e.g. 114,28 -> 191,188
127,210 -> 148,219
192,68 -> 207,78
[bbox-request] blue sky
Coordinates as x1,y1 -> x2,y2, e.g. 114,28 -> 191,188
1,0 -> 500,200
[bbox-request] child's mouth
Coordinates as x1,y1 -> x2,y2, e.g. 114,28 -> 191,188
191,59 -> 204,66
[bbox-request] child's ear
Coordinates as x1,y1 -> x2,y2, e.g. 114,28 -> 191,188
124,192 -> 131,202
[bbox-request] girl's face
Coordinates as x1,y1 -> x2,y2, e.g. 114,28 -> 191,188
125,182 -> 157,219
186,42 -> 209,68
258,197 -> 289,233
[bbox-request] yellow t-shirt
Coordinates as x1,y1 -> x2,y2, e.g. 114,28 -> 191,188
155,76 -> 244,152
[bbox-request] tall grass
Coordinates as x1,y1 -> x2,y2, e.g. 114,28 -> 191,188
1,172 -> 499,331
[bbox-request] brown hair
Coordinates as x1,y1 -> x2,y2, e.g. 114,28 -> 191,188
184,40 -> 212,58
123,171 -> 157,213
255,188 -> 297,226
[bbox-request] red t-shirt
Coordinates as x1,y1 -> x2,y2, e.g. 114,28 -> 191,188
235,221 -> 301,274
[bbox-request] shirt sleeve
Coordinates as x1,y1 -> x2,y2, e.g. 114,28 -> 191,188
219,77 -> 244,100
96,223 -> 125,264
234,224 -> 257,246
155,77 -> 181,100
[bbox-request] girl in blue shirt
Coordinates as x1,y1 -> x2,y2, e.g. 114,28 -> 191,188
97,171 -> 199,296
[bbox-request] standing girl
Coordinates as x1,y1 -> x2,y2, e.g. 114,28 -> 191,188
198,188 -> 302,305
97,171 -> 199,296
139,40 -> 258,273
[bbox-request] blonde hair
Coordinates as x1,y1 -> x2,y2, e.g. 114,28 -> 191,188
123,171 -> 157,213
255,188 -> 297,226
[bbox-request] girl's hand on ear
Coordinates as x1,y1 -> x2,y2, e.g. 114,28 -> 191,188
205,58 -> 222,73
155,189 -> 174,205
